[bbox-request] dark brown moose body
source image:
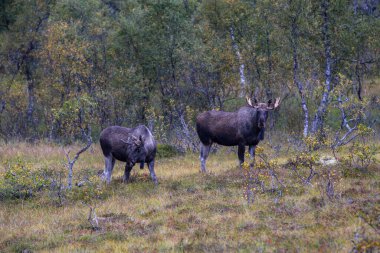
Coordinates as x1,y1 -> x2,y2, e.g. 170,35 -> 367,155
196,97 -> 280,172
99,125 -> 158,184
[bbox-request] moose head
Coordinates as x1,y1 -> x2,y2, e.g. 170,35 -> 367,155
121,135 -> 146,167
246,97 -> 281,129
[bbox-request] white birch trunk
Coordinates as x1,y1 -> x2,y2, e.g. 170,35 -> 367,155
230,27 -> 246,97
311,0 -> 332,134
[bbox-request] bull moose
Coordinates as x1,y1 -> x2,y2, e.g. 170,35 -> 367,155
196,97 -> 280,172
100,125 -> 158,184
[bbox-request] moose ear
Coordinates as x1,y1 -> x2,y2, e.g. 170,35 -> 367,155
130,135 -> 143,146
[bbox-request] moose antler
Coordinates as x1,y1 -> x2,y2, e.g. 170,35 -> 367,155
274,97 -> 280,108
120,138 -> 129,144
247,96 -> 260,107
121,135 -> 141,145
267,97 -> 281,110
246,96 -> 253,107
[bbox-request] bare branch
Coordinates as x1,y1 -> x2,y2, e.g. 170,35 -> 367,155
65,127 -> 93,189
257,153 -> 286,188
332,126 -> 358,148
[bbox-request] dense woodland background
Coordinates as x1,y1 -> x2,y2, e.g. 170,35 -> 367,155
0,0 -> 379,146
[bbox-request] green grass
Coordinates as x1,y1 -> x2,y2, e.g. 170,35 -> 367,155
0,142 -> 379,252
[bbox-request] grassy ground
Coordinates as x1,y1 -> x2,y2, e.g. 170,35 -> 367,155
0,142 -> 379,252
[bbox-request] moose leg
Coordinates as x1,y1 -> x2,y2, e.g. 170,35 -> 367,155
248,145 -> 256,159
238,144 -> 245,168
248,145 -> 256,169
123,164 -> 133,182
200,143 -> 211,173
104,156 -> 115,184
140,162 -> 145,170
148,160 -> 158,185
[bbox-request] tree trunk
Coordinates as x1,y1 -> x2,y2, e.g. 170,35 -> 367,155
23,41 -> 35,133
353,0 -> 358,15
183,0 -> 189,12
290,13 -> 309,137
67,161 -> 74,189
265,28 -> 272,98
26,81 -> 34,124
21,10 -> 51,137
311,0 -> 332,134
230,26 -> 246,97
337,93 -> 351,131
0,92 -> 5,114
355,62 -> 363,101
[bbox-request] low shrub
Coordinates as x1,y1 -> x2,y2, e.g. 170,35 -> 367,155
341,142 -> 378,170
0,159 -> 48,200
156,143 -> 181,159
67,174 -> 106,204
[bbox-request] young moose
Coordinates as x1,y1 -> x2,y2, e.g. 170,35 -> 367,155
100,125 -> 158,184
196,97 -> 280,172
